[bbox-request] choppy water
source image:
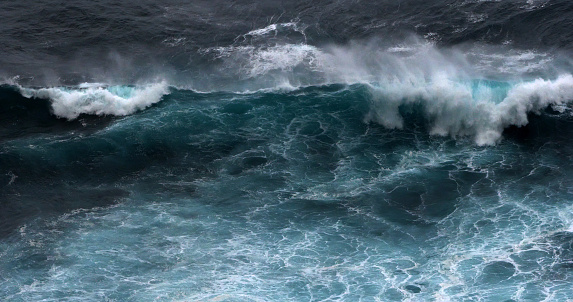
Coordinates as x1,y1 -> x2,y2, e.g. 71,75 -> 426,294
1,1 -> 573,301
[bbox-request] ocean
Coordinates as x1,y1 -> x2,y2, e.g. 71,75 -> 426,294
1,0 -> 573,301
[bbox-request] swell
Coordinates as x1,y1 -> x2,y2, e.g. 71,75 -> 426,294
1,80 -> 573,203
1,79 -> 573,237
3,72 -> 573,145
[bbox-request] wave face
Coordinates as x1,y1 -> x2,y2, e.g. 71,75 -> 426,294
1,1 -> 573,301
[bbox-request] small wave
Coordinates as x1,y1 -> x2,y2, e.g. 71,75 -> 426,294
18,82 -> 169,120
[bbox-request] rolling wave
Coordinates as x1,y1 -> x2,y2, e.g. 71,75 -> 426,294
6,73 -> 573,145
366,74 -> 573,145
17,82 -> 169,120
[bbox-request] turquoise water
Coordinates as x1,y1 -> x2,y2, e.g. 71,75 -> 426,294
2,83 -> 573,301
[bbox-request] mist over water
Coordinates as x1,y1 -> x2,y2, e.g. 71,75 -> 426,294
1,0 -> 573,301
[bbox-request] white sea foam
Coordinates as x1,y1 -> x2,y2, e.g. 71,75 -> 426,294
19,82 -> 169,120
366,74 -> 573,145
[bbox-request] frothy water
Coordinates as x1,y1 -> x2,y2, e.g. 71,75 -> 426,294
2,84 -> 573,300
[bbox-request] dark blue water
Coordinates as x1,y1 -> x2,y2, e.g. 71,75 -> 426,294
1,1 -> 573,301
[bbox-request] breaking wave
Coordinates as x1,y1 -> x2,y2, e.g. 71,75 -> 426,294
17,82 -> 169,120
4,32 -> 573,145
366,74 -> 573,145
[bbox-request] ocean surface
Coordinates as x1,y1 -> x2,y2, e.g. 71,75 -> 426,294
1,0 -> 573,301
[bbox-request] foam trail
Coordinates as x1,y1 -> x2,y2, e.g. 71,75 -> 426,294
19,82 -> 169,120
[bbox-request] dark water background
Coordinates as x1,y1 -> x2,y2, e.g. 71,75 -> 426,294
1,0 -> 573,301
2,0 -> 572,84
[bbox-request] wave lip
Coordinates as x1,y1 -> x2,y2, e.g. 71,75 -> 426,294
18,82 -> 169,120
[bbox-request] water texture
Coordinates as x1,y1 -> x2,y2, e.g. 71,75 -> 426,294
1,0 -> 573,301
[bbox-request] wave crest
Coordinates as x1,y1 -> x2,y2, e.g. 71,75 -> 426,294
366,74 -> 573,145
19,82 -> 169,120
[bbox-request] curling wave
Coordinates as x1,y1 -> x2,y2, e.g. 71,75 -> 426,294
366,74 -> 573,145
18,82 -> 169,120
